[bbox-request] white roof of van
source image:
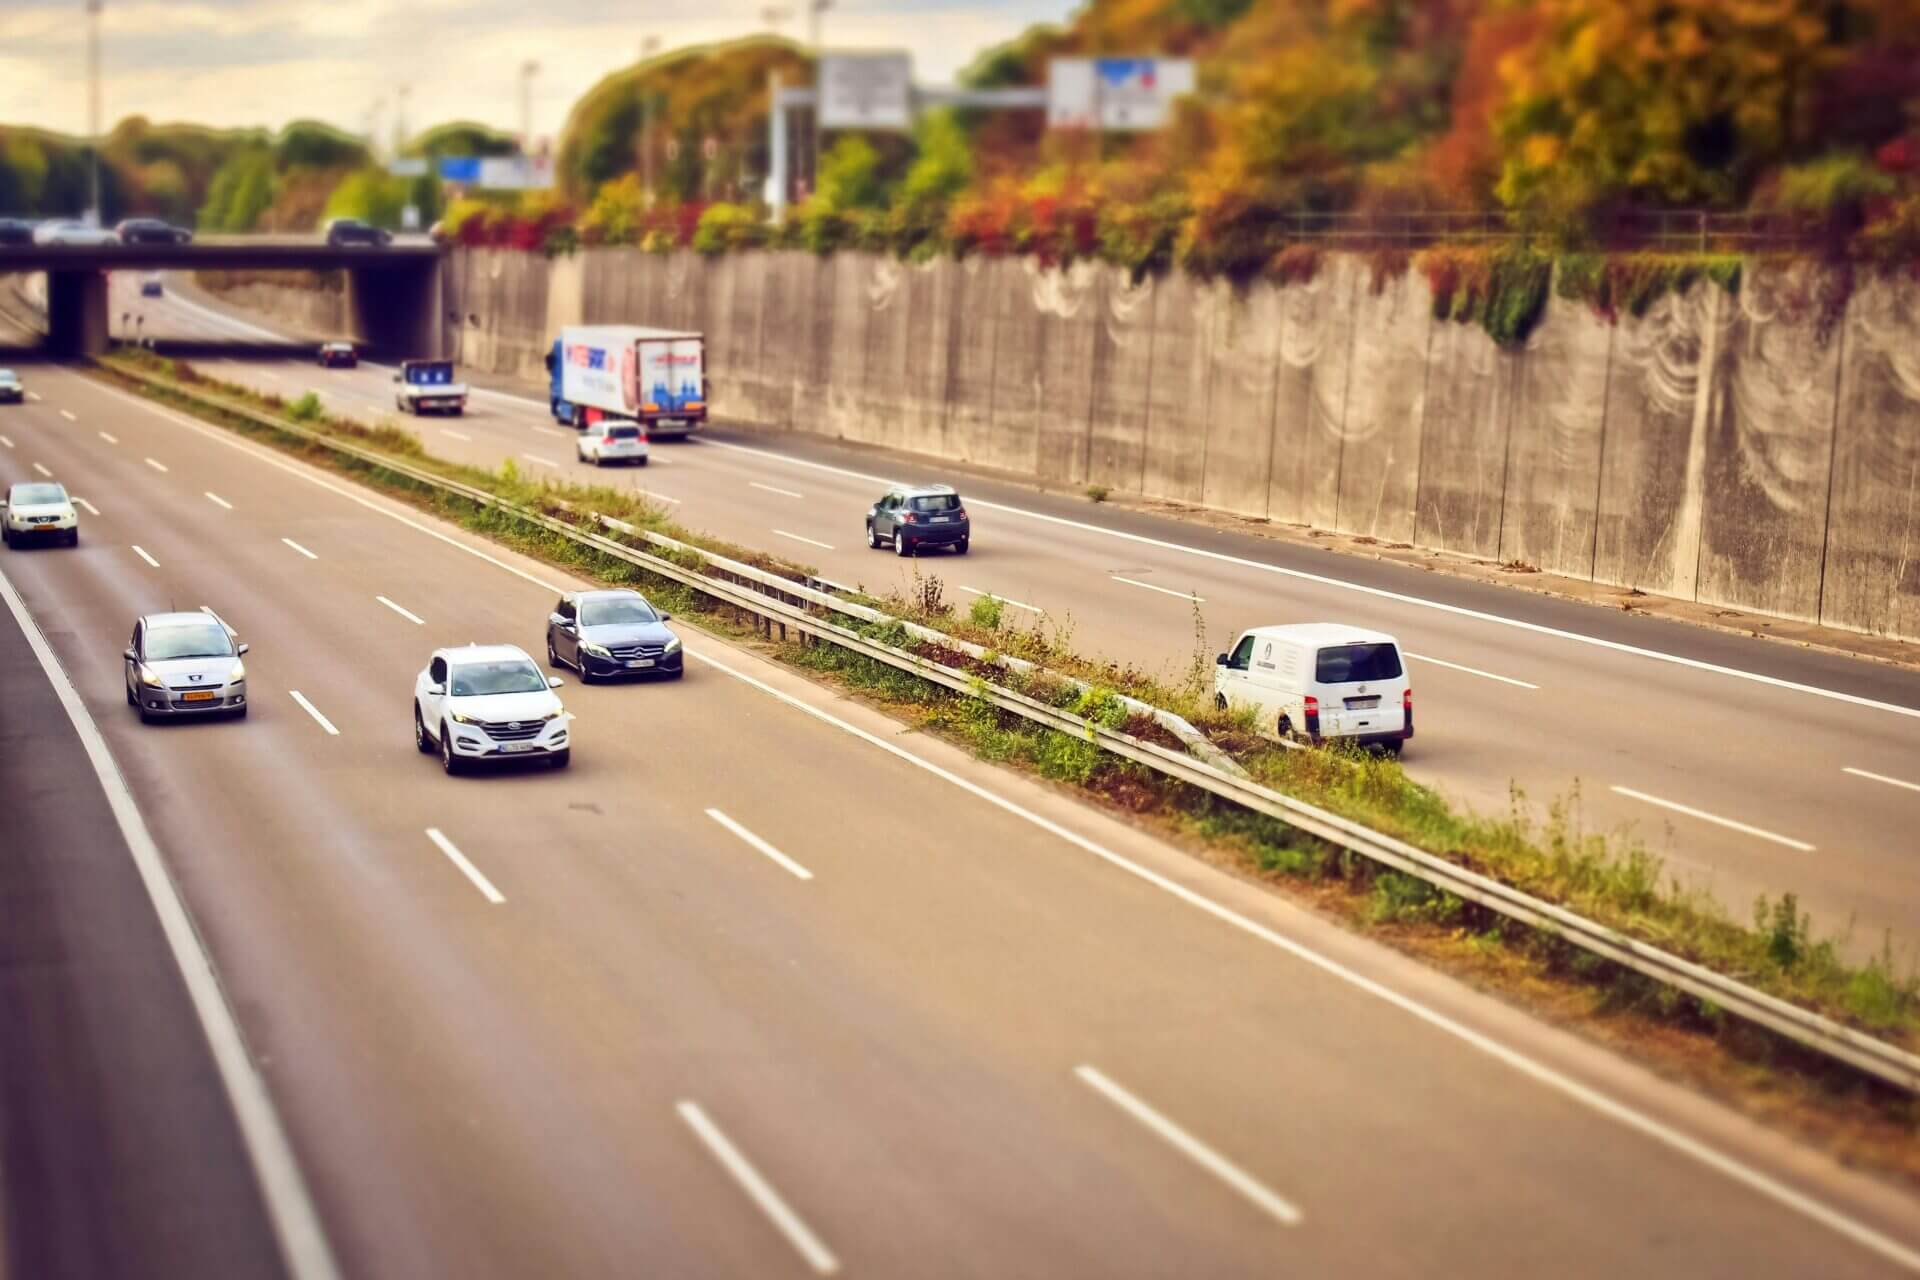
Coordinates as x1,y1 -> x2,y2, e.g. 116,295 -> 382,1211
1241,623 -> 1400,648
562,324 -> 702,343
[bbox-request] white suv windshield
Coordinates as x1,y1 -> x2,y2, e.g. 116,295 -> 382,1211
450,660 -> 547,696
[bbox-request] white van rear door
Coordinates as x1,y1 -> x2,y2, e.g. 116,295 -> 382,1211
1312,641 -> 1407,736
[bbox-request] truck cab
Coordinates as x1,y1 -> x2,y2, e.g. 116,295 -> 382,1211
393,359 -> 468,416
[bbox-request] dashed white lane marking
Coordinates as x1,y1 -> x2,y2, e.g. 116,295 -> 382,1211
280,538 -> 318,560
958,585 -> 1042,614
144,456 -> 169,473
1405,652 -> 1539,690
1075,1064 -> 1303,1227
1610,786 -> 1815,852
204,491 -> 233,510
288,690 -> 340,736
1112,574 -> 1203,604
675,1101 -> 839,1274
705,809 -> 815,880
130,545 -> 159,568
750,481 -> 804,499
376,595 -> 425,626
773,529 -> 833,551
1842,767 -> 1920,795
424,828 -> 506,904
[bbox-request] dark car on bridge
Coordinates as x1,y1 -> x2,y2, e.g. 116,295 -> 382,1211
115,218 -> 192,245
325,218 -> 393,248
0,218 -> 32,246
545,589 -> 683,682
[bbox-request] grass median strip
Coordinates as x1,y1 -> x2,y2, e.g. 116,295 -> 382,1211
95,349 -> 1920,1171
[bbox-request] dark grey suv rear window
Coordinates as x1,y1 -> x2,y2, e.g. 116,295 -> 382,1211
1315,643 -> 1401,683
910,494 -> 960,512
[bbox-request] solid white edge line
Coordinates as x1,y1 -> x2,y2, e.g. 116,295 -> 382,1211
681,646 -> 1920,1274
749,481 -> 805,499
1609,786 -> 1815,852
131,544 -> 159,568
772,529 -> 834,551
705,808 -> 815,881
375,595 -> 426,626
1112,574 -> 1203,604
675,1101 -> 839,1275
99,430 -> 119,444
287,690 -> 340,736
958,585 -> 1043,613
1074,1065 -> 1302,1226
423,828 -> 506,905
144,456 -> 169,473
691,437 -> 1920,723
1842,766 -> 1920,795
0,562 -> 342,1280
32,462 -> 51,477
1405,651 -> 1540,690
82,370 -> 1920,1273
280,538 -> 318,560
204,491 -> 233,510
73,497 -> 100,516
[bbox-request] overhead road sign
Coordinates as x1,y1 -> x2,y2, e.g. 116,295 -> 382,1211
1047,57 -> 1196,131
819,51 -> 914,130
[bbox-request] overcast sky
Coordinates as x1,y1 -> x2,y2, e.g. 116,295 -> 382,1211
0,0 -> 1075,142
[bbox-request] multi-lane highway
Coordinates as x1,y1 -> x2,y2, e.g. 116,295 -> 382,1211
6,323 -> 1920,1275
116,279 -> 1920,954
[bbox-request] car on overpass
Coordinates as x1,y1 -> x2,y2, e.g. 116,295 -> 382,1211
865,484 -> 970,556
124,610 -> 249,721
33,219 -> 118,246
545,589 -> 682,682
0,218 -> 32,246
0,368 -> 23,403
2,481 -> 78,547
139,273 -> 165,297
116,217 -> 193,245
318,341 -> 358,369
324,217 -> 393,248
413,644 -> 571,774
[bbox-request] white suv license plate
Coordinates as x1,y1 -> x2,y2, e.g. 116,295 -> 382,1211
499,742 -> 541,754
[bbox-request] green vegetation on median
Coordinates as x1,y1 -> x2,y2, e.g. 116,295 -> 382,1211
97,350 -> 1920,1101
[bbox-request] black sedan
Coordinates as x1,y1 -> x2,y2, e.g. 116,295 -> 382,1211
319,341 -> 358,368
325,218 -> 392,248
115,218 -> 192,245
0,218 -> 32,246
545,588 -> 683,682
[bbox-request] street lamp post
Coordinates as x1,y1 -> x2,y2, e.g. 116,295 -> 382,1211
639,36 -> 662,204
519,60 -> 540,153
807,0 -> 831,197
395,83 -> 411,156
86,0 -> 103,224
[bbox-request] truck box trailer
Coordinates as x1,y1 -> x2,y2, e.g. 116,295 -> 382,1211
546,325 -> 707,439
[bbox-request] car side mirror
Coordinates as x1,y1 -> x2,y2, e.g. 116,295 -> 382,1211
1216,653 -> 1228,665
427,681 -> 445,696
548,676 -> 564,689
123,647 -> 136,662
237,643 -> 249,656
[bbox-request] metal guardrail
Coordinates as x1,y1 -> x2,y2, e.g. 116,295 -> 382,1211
107,361 -> 1920,1094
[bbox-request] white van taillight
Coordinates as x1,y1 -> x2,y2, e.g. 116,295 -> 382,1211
1303,695 -> 1321,740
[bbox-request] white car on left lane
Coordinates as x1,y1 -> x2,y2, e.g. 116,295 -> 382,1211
414,644 -> 571,774
33,220 -> 119,246
2,481 -> 79,547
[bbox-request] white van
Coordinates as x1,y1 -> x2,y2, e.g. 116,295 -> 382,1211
1216,624 -> 1412,754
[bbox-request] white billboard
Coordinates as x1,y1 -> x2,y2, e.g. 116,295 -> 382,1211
1047,57 -> 1195,131
819,51 -> 914,131
475,154 -> 555,190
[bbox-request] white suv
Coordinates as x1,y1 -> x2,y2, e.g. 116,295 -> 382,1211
414,644 -> 571,773
576,422 -> 649,467
3,481 -> 79,547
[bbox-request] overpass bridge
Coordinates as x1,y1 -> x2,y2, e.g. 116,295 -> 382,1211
0,236 -> 447,358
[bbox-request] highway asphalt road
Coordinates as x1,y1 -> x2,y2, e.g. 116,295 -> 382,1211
5,342 -> 1920,1274
113,281 -> 1920,955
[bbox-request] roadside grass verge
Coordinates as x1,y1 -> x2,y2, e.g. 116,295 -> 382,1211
97,352 -> 1920,1151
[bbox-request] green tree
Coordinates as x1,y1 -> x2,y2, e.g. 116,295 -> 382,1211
323,168 -> 408,227
815,135 -> 884,211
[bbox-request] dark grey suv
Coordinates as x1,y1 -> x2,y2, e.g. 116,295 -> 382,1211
865,484 -> 969,556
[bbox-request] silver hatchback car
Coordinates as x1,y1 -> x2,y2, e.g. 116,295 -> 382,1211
125,610 -> 250,721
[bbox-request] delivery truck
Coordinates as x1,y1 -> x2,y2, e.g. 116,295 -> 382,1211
546,325 -> 708,439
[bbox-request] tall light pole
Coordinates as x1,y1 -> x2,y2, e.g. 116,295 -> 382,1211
807,0 -> 831,196
639,36 -> 662,204
519,60 -> 540,153
86,0 -> 103,223
394,83 -> 411,155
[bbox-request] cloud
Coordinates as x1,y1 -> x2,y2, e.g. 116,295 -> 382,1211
0,0 -> 1076,137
